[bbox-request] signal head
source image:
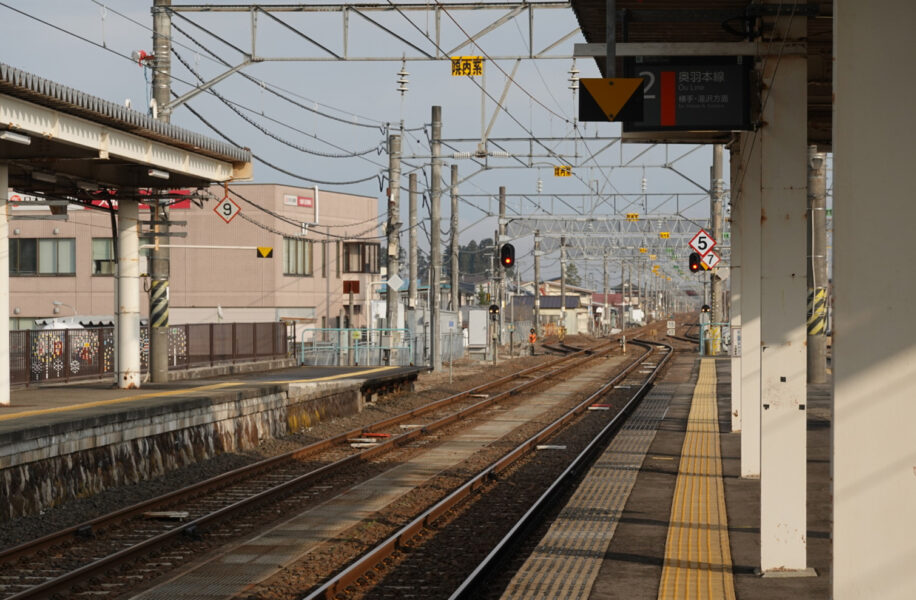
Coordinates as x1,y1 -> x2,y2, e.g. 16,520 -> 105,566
500,243 -> 515,268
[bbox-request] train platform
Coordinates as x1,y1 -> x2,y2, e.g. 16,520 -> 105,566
503,353 -> 831,599
0,364 -> 423,436
0,364 -> 425,520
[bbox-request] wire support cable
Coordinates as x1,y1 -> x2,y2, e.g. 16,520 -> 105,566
171,48 -> 382,159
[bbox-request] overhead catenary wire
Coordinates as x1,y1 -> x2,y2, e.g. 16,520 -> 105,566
171,48 -> 383,159
180,99 -> 382,187
168,14 -> 426,133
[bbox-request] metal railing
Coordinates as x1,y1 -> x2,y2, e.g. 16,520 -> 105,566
298,328 -> 413,367
10,322 -> 291,386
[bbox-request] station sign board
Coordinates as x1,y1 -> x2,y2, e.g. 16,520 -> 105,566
623,56 -> 751,132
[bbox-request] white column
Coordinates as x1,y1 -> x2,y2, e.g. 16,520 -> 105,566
834,2 -> 916,598
737,132 -> 761,478
117,200 -> 141,389
728,143 -> 741,433
0,163 -> 9,406
758,8 -> 808,572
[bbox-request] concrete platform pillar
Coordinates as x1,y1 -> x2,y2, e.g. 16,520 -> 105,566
0,162 -> 8,406
758,7 -> 808,572
834,3 -> 916,598
117,200 -> 141,389
735,132 -> 761,478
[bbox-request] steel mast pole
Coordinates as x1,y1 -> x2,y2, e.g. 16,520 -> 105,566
560,236 -> 567,332
498,186 -> 506,341
450,165 -> 459,312
386,134 -> 401,342
533,230 -> 541,336
603,249 -> 609,335
429,106 -> 442,370
408,173 -> 418,310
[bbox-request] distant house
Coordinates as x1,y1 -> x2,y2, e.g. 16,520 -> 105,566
511,294 -> 585,334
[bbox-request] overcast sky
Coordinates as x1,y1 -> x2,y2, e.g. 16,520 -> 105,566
0,0 -> 719,285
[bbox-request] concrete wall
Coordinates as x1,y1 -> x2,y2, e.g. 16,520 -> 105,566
0,381 -> 363,520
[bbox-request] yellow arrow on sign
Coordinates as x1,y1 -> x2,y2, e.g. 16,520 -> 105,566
257,247 -> 273,258
579,78 -> 644,122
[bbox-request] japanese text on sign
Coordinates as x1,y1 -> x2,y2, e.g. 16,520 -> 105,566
451,56 -> 484,77
626,213 -> 639,221
554,165 -> 572,177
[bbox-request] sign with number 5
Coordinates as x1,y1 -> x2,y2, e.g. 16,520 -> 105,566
689,228 -> 717,257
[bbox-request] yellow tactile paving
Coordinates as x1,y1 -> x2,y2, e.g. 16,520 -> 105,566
657,358 -> 735,600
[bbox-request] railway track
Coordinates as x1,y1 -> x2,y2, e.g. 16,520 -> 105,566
0,333 -> 643,600
300,339 -> 674,600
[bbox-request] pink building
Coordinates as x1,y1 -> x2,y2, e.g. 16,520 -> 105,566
8,183 -> 382,334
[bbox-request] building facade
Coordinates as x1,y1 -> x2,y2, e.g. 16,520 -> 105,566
8,184 -> 382,336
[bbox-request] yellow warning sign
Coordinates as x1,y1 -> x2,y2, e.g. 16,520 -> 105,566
626,213 -> 639,221
659,232 -> 670,239
554,165 -> 572,177
451,56 -> 484,77
579,78 -> 644,122
257,247 -> 273,258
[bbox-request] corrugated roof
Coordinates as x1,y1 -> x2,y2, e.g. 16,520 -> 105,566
0,62 -> 250,164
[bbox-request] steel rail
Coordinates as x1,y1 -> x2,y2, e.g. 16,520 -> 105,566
303,341 -> 659,599
0,338 -> 621,600
0,340 -> 600,565
450,339 -> 674,599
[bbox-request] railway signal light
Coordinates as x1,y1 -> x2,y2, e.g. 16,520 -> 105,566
689,252 -> 701,273
500,243 -> 515,268
489,304 -> 500,320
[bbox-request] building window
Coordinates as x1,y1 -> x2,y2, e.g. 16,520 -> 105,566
92,238 -> 116,275
284,237 -> 314,276
10,238 -> 75,276
343,242 -> 380,274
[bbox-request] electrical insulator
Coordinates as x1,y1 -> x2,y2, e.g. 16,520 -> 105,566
537,178 -> 543,193
397,60 -> 409,95
568,60 -> 580,91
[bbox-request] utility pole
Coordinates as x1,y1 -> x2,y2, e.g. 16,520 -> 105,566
603,249 -> 609,336
711,144 -> 725,325
149,0 -> 172,384
408,172 -> 418,309
498,186 -> 506,341
407,172 -> 418,364
807,145 -> 828,383
429,106 -> 442,370
386,134 -> 401,339
533,230 -> 541,336
450,165 -> 459,312
619,262 -> 625,331
560,236 -> 567,332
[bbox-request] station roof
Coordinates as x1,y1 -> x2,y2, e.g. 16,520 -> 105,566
569,1 -> 833,148
0,62 -> 252,199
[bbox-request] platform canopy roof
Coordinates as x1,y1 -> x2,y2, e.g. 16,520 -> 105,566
569,0 -> 832,148
0,62 -> 252,202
